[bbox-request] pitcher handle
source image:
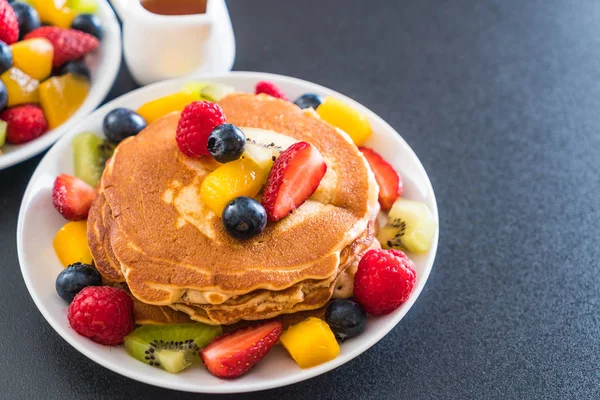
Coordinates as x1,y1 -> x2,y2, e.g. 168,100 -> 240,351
110,0 -> 130,20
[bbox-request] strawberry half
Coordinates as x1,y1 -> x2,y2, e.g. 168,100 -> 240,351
200,321 -> 282,379
359,147 -> 403,211
52,174 -> 96,221
0,0 -> 19,45
261,142 -> 327,221
25,27 -> 99,68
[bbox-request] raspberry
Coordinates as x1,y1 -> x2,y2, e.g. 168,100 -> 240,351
176,101 -> 226,158
255,81 -> 288,100
1,105 -> 48,144
67,286 -> 134,346
354,249 -> 416,315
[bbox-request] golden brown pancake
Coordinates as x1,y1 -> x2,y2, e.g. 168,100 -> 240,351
88,93 -> 379,324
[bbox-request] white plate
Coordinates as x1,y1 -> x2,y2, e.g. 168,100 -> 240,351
17,72 -> 439,394
0,0 -> 121,170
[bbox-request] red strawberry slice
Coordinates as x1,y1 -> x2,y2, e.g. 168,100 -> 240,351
255,81 -> 288,100
0,0 -> 19,45
52,174 -> 96,221
25,27 -> 99,67
261,141 -> 327,221
200,321 -> 282,379
359,147 -> 403,211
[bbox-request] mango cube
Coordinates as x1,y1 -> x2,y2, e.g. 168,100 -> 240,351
53,220 -> 93,267
136,92 -> 196,125
40,73 -> 89,129
11,38 -> 54,81
316,96 -> 372,146
280,317 -> 340,369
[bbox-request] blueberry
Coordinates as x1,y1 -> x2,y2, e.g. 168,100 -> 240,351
325,299 -> 367,342
56,60 -> 91,81
222,197 -> 267,240
103,108 -> 147,143
71,14 -> 103,40
294,93 -> 323,110
0,41 -> 12,75
55,263 -> 102,302
0,81 -> 7,112
11,2 -> 40,39
207,124 -> 246,163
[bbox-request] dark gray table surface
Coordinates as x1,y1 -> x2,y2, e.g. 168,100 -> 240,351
1,0 -> 599,399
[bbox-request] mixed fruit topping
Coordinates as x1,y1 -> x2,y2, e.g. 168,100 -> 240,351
0,0 -> 102,154
49,80 -> 438,379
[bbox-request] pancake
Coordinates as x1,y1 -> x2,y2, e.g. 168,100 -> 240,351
91,192 -> 379,324
88,93 -> 379,324
171,237 -> 381,325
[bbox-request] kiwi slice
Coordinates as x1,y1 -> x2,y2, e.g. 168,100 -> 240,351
201,83 -> 235,102
378,198 -> 437,254
124,323 -> 222,374
0,120 -> 6,148
72,132 -> 115,187
241,127 -> 298,172
182,81 -> 208,100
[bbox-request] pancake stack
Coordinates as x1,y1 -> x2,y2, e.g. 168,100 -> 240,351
88,93 -> 380,326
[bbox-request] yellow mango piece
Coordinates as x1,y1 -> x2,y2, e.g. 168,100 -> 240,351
31,0 -> 75,28
316,96 -> 372,146
40,73 -> 89,129
136,92 -> 196,124
11,38 -> 54,81
53,221 -> 93,267
200,158 -> 264,216
0,67 -> 40,107
280,317 -> 340,369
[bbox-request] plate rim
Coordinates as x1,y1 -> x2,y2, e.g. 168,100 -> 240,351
16,71 -> 439,393
0,0 -> 122,170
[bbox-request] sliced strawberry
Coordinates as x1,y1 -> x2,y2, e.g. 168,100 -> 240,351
261,142 -> 327,221
52,174 -> 96,221
200,321 -> 282,379
25,27 -> 99,68
0,0 -> 19,45
359,147 -> 403,211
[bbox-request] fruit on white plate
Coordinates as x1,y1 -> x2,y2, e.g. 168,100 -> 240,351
72,132 -> 114,187
378,198 -> 437,253
124,323 -> 222,374
241,127 -> 298,173
280,317 -> 340,369
201,83 -> 235,102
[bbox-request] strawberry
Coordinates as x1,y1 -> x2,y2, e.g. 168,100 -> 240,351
200,321 -> 282,379
255,81 -> 288,100
24,27 -> 99,67
0,104 -> 48,144
52,174 -> 96,221
359,147 -> 403,211
0,0 -> 18,44
261,141 -> 327,221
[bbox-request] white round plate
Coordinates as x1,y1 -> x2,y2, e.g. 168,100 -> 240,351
0,0 -> 121,170
17,72 -> 439,394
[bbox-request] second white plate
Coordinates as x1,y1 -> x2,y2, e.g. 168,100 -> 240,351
0,0 -> 122,170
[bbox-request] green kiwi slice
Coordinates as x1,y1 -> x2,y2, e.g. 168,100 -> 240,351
201,83 -> 235,102
377,198 -> 437,254
72,132 -> 115,187
124,323 -> 222,374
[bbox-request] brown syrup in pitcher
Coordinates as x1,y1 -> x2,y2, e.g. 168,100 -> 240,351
141,0 -> 207,16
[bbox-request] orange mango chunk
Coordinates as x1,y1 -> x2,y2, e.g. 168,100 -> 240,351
40,73 -> 89,129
